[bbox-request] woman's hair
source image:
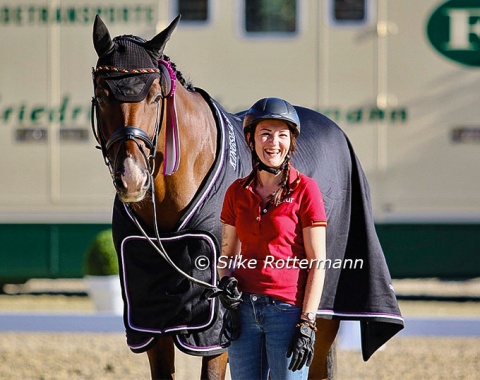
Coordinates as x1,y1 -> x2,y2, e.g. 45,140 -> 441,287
246,122 -> 298,206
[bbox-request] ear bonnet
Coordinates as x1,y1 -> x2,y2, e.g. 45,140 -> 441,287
93,15 -> 180,102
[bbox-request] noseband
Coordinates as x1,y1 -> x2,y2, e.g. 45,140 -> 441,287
91,59 -> 179,184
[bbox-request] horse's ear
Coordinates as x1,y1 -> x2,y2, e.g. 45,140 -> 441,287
93,15 -> 115,58
145,15 -> 181,59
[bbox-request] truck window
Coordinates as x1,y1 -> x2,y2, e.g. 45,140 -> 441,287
177,0 -> 209,22
327,0 -> 371,26
244,0 -> 297,34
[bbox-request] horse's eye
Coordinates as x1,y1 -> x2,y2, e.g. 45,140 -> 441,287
152,94 -> 162,104
95,88 -> 109,106
96,95 -> 106,106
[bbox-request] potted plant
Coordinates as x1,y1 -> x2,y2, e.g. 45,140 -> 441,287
83,229 -> 123,314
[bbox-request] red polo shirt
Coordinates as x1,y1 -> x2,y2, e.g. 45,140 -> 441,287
220,166 -> 327,306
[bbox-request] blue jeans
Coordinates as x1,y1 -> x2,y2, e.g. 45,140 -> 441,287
228,293 -> 308,380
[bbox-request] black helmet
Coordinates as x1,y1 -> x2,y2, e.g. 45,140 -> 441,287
243,98 -> 300,137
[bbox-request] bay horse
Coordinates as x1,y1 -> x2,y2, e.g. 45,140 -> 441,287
91,14 -> 403,380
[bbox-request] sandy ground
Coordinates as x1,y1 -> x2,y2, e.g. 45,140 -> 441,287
0,278 -> 479,379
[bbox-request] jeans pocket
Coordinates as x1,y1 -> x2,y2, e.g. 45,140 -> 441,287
272,299 -> 300,313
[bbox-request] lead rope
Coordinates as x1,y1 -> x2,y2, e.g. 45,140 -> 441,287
124,177 -> 216,290
125,197 -> 235,346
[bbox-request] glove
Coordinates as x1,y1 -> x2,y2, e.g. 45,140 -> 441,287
205,276 -> 243,341
287,321 -> 316,371
216,276 -> 243,310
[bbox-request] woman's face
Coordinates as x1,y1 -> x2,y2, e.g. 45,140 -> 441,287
252,120 -> 292,169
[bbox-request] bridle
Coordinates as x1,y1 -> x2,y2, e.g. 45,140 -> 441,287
91,60 -> 175,181
91,58 -> 217,291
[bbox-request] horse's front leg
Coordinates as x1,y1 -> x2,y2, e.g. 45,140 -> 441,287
200,352 -> 228,380
308,319 -> 340,380
147,336 -> 176,380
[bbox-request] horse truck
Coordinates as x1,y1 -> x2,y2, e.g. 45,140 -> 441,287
1,0 -> 479,287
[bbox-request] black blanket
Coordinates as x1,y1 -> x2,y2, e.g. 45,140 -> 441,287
112,90 -> 403,360
112,92 -> 250,356
288,106 -> 404,360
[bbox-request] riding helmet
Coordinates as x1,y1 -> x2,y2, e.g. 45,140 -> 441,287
243,97 -> 300,137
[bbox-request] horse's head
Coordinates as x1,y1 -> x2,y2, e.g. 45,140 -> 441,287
92,15 -> 180,203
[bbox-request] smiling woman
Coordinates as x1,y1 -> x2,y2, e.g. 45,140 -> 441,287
218,98 -> 332,379
254,120 -> 292,171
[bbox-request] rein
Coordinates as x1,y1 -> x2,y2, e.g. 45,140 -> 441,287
91,59 -> 217,291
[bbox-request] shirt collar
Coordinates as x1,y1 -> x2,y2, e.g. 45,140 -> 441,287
242,164 -> 301,191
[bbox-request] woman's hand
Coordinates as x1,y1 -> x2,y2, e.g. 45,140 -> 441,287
287,321 -> 317,371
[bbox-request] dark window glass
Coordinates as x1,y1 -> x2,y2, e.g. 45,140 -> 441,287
333,0 -> 366,21
177,0 -> 208,21
245,0 -> 296,33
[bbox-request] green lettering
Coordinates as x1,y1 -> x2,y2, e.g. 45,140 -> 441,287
28,6 -> 35,24
49,96 -> 69,123
369,108 -> 385,121
18,105 -> 26,123
346,109 -> 362,123
71,107 -> 82,122
122,8 -> 129,22
323,108 -> 341,122
134,6 -> 143,22
55,7 -> 61,23
1,7 -> 9,24
95,7 -> 103,20
146,8 -> 153,23
40,7 -> 48,23
81,7 -> 90,24
2,107 -> 13,122
31,107 -> 46,123
0,5 -> 156,26
390,108 -> 407,122
66,7 -> 76,23
14,6 -> 22,24
106,7 -> 115,23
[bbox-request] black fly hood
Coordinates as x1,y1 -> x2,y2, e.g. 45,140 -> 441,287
92,15 -> 181,176
92,15 -> 179,102
95,35 -> 161,102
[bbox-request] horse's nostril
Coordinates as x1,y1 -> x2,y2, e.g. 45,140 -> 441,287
143,174 -> 151,189
114,171 -> 126,188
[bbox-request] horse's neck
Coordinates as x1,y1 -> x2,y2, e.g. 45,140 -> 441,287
133,86 -> 217,232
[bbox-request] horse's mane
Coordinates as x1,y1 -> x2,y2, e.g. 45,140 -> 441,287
161,55 -> 195,92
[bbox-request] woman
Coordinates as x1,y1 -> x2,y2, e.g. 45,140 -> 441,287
219,97 -> 327,380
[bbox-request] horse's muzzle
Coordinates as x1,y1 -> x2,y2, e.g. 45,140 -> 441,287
114,157 -> 151,202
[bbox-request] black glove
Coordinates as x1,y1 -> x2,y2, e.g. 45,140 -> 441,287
205,276 -> 243,341
216,276 -> 243,310
287,321 -> 316,371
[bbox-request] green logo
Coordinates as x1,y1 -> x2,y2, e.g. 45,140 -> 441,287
427,0 -> 480,66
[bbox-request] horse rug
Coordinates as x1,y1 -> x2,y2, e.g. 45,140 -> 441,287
112,90 -> 251,356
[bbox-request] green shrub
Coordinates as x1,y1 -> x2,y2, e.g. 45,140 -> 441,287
83,229 -> 119,276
